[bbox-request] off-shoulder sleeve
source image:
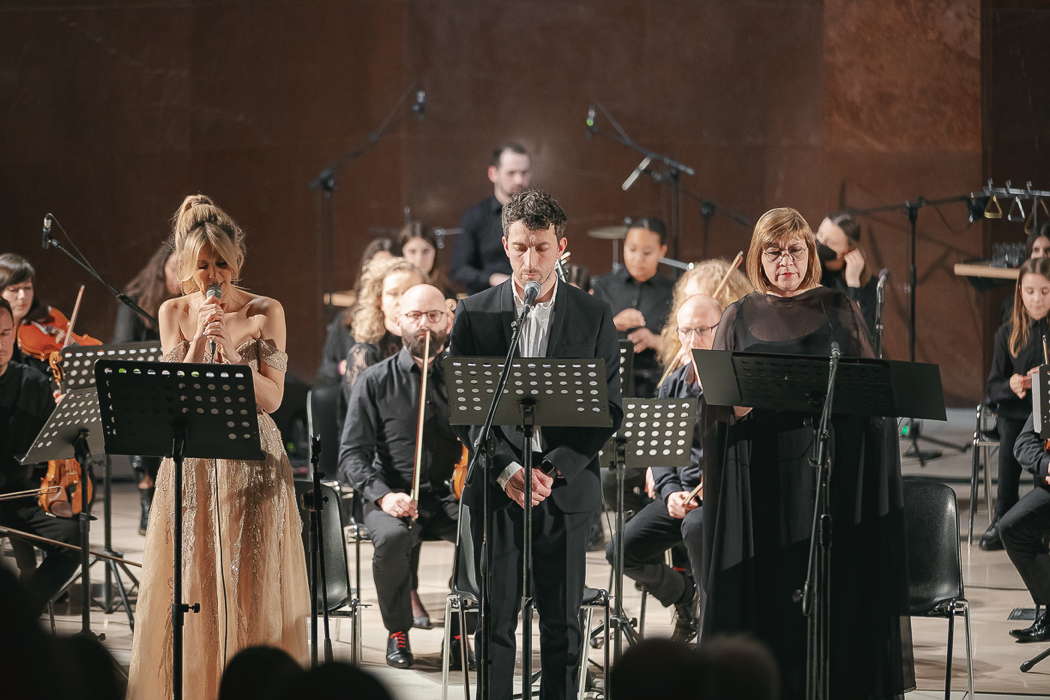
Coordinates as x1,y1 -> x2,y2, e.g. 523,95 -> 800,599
162,340 -> 189,363
256,338 -> 288,371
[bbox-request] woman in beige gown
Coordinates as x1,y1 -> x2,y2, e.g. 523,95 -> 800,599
128,195 -> 309,700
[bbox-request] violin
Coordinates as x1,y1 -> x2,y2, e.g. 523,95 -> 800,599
31,285 -> 98,517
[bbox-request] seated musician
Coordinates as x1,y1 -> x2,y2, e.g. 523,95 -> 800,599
0,297 -> 80,614
0,253 -> 55,379
1002,409 -> 1050,643
338,283 -> 463,670
605,294 -> 721,641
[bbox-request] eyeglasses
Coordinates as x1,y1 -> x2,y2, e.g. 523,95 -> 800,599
402,310 -> 447,324
762,245 -> 808,262
677,324 -> 718,339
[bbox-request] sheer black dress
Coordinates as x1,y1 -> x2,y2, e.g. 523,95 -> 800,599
701,287 -> 913,700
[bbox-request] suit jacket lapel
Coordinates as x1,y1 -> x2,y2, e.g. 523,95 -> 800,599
546,280 -> 569,358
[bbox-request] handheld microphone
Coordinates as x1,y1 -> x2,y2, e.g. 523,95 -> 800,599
205,283 -> 223,358
412,89 -> 427,117
41,214 -> 52,250
830,341 -> 841,359
585,105 -> 597,136
523,281 -> 541,308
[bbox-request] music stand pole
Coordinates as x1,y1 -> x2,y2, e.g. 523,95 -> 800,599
520,398 -> 536,700
307,436 -> 334,666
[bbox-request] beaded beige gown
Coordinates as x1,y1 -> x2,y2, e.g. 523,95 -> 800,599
128,338 -> 309,700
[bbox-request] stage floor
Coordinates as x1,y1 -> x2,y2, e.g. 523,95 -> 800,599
12,408 -> 1050,698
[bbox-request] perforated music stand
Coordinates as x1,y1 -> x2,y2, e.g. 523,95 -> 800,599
22,386 -> 110,636
94,359 -> 263,700
444,355 -> 611,700
55,340 -> 161,613
693,348 -> 945,699
600,398 -> 695,666
618,339 -> 635,398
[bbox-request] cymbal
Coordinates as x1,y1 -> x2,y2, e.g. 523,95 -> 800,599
588,225 -> 628,240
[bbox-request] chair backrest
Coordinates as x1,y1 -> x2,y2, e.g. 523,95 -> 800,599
307,385 -> 342,478
452,503 -> 479,601
294,479 -> 351,611
902,477 -> 963,613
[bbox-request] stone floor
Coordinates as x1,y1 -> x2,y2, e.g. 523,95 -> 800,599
15,408 -> 1050,698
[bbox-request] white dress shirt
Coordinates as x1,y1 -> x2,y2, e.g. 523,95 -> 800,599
496,279 -> 557,488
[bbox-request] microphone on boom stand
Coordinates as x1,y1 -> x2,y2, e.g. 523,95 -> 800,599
41,214 -> 53,249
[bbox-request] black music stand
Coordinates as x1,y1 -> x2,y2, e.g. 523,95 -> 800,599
618,339 -> 635,398
94,360 -> 263,700
59,340 -> 161,613
303,435 -> 334,667
444,355 -> 611,700
603,398 -> 695,669
22,386 -> 110,636
694,348 -> 945,700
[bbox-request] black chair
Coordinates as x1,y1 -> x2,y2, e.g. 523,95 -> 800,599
293,478 -> 366,664
903,477 -> 974,699
307,385 -> 342,480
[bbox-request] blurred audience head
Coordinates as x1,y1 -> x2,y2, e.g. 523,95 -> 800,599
698,634 -> 780,700
219,645 -> 301,700
276,661 -> 393,700
610,637 -> 704,700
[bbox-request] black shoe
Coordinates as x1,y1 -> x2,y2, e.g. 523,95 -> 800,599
979,522 -> 1004,551
672,602 -> 697,642
386,631 -> 413,668
1015,612 -> 1050,643
410,590 -> 432,630
138,487 -> 155,536
446,634 -> 476,671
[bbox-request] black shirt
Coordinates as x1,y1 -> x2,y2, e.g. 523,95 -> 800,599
317,314 -> 353,386
650,363 -> 702,503
338,346 -> 459,508
820,269 -> 878,336
0,362 -> 55,494
451,195 -> 512,294
591,267 -> 674,397
1012,412 -> 1050,480
987,318 -> 1048,420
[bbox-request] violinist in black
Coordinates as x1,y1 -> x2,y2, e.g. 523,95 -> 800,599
338,284 -> 460,670
0,297 -> 80,615
980,257 -> 1050,550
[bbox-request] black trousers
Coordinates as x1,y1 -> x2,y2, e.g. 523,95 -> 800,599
363,496 -> 458,633
472,500 -> 590,700
999,486 -> 1050,605
0,502 -> 80,614
605,497 -> 703,606
996,416 -> 1038,519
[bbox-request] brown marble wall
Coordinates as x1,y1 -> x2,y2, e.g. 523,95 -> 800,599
0,1 -> 998,403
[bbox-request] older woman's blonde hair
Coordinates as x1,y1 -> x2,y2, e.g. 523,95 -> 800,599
171,194 -> 246,293
350,257 -> 425,344
745,207 -> 821,293
657,257 -> 754,381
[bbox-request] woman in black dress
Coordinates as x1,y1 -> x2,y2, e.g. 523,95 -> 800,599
701,208 -> 913,699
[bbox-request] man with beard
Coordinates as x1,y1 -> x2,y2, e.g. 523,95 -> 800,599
452,143 -> 532,294
338,283 -> 463,669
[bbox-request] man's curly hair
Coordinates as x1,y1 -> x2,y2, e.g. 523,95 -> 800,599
501,188 -> 568,236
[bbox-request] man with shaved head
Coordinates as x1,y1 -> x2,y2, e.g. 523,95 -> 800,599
338,284 -> 465,669
606,294 -> 721,642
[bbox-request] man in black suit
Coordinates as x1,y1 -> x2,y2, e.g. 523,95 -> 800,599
450,188 -> 622,700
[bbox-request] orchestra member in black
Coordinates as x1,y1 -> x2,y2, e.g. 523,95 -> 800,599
450,188 -> 622,700
702,208 -> 913,699
815,212 -> 878,334
338,283 -> 462,669
605,294 -> 721,641
0,297 -> 80,614
1002,411 -> 1050,642
113,242 -> 182,535
980,257 -> 1050,551
451,143 -> 531,294
0,253 -> 54,379
591,217 -> 674,399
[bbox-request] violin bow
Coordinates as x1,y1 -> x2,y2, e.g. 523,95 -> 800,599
409,330 -> 432,521
62,285 -> 86,351
712,251 -> 743,300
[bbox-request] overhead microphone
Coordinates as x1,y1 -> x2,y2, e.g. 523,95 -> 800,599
205,283 -> 223,359
621,156 -> 651,192
523,280 -> 541,309
412,89 -> 427,117
41,214 -> 53,250
585,105 -> 597,136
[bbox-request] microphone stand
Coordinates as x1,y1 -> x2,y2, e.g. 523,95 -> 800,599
310,82 -> 421,312
874,271 -> 888,358
587,102 -> 695,259
41,216 -> 157,328
464,294 -> 534,700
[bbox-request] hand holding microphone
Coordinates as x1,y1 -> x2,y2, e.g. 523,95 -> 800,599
198,283 -> 225,361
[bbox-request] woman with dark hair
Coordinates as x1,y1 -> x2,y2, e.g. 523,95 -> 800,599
815,212 -> 878,333
702,208 -> 912,699
316,237 -> 397,386
1025,222 -> 1050,260
0,253 -> 58,378
980,256 -> 1050,550
398,222 -> 457,298
113,242 -> 183,534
